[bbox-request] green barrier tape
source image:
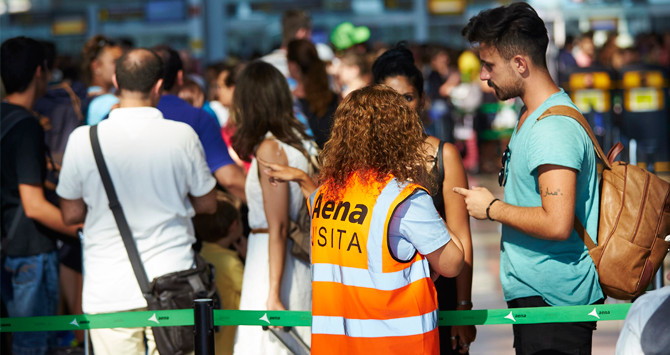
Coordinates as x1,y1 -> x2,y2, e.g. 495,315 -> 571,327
1,309 -> 193,332
214,310 -> 312,327
438,303 -> 631,326
0,304 -> 631,332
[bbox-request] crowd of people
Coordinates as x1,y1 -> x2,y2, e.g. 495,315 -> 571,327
1,3 -> 668,355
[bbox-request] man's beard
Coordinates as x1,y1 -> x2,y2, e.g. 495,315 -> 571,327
488,80 -> 523,101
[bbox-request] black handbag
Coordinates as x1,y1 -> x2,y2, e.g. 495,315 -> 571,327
90,125 -> 218,355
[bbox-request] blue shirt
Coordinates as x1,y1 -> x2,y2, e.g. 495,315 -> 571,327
157,95 -> 234,173
501,89 -> 602,306
86,93 -> 119,126
388,190 -> 451,260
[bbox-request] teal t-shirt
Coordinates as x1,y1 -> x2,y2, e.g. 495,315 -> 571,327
500,89 -> 603,306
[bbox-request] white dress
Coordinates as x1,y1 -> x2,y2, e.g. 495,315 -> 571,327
233,135 -> 313,355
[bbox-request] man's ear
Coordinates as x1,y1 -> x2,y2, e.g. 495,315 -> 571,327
112,74 -> 119,91
512,55 -> 528,75
176,70 -> 184,88
153,78 -> 164,96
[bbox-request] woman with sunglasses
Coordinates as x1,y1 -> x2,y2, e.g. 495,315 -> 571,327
80,35 -> 123,125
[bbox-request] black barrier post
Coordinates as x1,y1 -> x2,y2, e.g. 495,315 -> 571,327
194,298 -> 214,355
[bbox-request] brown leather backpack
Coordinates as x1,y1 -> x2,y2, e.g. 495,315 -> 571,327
538,106 -> 670,300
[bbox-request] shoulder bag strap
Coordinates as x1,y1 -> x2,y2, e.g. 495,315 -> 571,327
2,205 -> 24,253
89,125 -> 152,295
535,105 -> 603,251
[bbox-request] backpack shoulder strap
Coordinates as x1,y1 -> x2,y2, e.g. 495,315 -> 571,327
1,109 -> 31,141
537,105 -> 612,170
1,109 -> 33,248
537,105 -> 603,251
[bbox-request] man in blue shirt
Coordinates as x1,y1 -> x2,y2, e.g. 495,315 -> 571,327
152,45 -> 246,202
454,3 -> 604,354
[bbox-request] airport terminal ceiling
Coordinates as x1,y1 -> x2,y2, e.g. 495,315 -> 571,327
3,0 -> 670,61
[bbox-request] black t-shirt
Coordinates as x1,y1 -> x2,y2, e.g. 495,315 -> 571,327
1,102 -> 58,256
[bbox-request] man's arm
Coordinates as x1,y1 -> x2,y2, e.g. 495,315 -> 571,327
20,184 -> 81,236
454,164 -> 577,241
59,197 -> 87,226
214,164 -> 247,203
189,188 -> 217,215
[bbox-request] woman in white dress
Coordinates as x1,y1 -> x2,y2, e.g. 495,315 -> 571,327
231,61 -> 313,355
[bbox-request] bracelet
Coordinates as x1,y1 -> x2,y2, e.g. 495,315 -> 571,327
457,300 -> 473,307
486,198 -> 500,221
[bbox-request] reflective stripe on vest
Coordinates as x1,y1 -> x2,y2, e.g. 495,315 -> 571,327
310,175 -> 439,354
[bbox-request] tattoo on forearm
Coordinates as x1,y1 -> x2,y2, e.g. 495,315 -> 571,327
540,186 -> 563,197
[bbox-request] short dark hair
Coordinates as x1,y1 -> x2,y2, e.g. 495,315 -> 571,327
151,44 -> 183,91
115,48 -> 163,94
1,36 -> 46,95
372,43 -> 424,98
192,191 -> 241,243
282,9 -> 311,44
462,2 -> 548,68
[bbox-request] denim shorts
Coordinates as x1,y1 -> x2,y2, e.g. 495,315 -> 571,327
2,250 -> 59,355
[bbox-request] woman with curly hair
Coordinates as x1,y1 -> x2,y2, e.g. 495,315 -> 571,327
230,60 -> 314,355
372,45 -> 477,354
261,85 -> 464,354
287,39 -> 339,149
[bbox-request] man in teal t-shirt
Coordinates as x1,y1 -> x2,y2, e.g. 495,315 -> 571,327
455,3 -> 604,354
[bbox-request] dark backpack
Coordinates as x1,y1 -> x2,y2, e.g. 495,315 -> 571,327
538,105 -> 670,300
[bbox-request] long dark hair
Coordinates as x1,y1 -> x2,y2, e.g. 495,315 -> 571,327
287,39 -> 334,117
230,60 -> 309,161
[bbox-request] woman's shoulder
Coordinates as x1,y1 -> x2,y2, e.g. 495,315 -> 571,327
440,141 -> 463,164
255,138 -> 288,165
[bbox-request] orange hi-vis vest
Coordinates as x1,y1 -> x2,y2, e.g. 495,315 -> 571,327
309,174 -> 439,355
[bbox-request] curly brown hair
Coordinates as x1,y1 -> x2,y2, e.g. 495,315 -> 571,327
230,60 -> 309,161
318,85 -> 431,199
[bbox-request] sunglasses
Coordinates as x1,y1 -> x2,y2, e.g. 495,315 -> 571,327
94,38 -> 118,58
498,146 -> 510,187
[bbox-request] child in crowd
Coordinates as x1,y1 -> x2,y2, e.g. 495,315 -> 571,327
177,78 -> 206,108
192,191 -> 245,355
